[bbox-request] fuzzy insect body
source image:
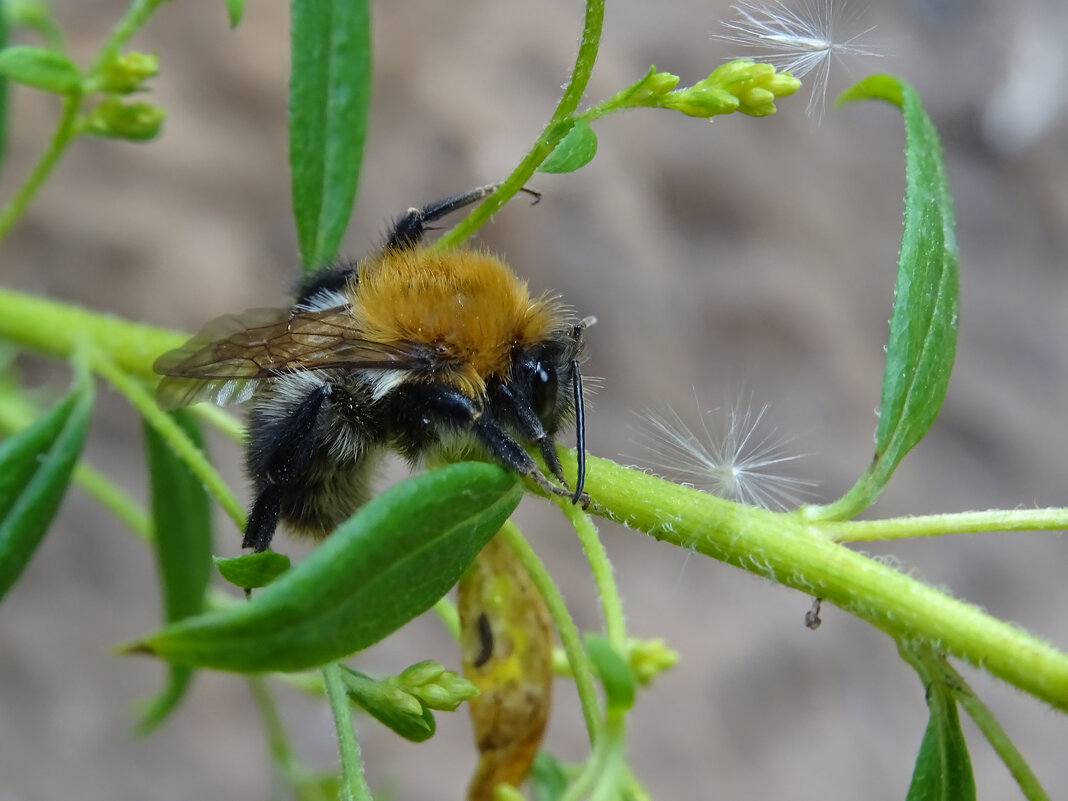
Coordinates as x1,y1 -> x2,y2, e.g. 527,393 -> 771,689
154,186 -> 591,551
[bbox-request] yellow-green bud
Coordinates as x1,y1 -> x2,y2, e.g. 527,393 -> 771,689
492,784 -> 525,801
708,59 -> 801,117
629,637 -> 679,684
627,69 -> 681,104
99,51 -> 159,94
86,98 -> 164,141
397,660 -> 445,687
658,85 -> 739,118
382,686 -> 423,717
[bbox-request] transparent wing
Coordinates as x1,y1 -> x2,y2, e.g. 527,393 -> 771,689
154,305 -> 430,409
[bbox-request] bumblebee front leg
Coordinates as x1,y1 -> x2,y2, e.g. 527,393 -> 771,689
243,382 -> 331,552
386,184 -> 541,250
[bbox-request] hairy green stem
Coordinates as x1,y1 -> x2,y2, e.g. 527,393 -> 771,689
823,508 -> 1068,542
557,498 -> 627,650
499,519 -> 602,743
247,676 -> 317,795
3,289 -> 1067,710
92,354 -> 247,531
431,0 -> 605,249
89,0 -> 172,74
0,0 -> 172,240
73,462 -> 153,541
190,404 -> 246,444
0,95 -> 81,240
576,452 -> 1068,713
942,662 -> 1051,801
431,596 -> 461,640
0,288 -> 184,378
321,662 -> 374,801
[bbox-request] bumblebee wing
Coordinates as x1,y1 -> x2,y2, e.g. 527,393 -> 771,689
154,306 -> 429,409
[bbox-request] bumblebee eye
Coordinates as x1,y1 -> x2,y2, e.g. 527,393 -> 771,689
531,363 -> 559,427
530,360 -> 558,424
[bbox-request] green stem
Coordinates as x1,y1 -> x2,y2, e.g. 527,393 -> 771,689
0,287 -> 185,379
89,0 -> 172,74
321,662 -> 374,801
823,508 -> 1068,542
559,709 -> 626,801
498,519 -> 602,743
432,596 -> 461,640
190,403 -> 246,444
0,0 -> 173,240
92,354 -> 247,531
74,462 -> 153,542
247,676 -> 306,789
574,451 -> 1068,713
556,498 -> 627,650
942,662 -> 1051,801
431,0 -> 605,249
0,94 -> 81,240
3,289 -> 1067,710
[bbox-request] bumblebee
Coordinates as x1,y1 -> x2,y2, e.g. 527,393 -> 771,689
154,186 -> 591,552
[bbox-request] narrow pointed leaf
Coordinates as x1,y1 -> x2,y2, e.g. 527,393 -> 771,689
126,463 -> 521,672
136,410 -> 213,733
538,119 -> 598,174
906,686 -> 976,801
826,75 -> 959,518
0,45 -> 79,94
222,0 -> 243,28
0,13 -> 8,175
215,551 -> 290,589
0,373 -> 93,601
289,0 -> 371,269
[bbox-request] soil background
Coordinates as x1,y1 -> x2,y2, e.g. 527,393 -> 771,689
2,1 -> 1067,799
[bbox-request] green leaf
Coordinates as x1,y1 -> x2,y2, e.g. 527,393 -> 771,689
223,0 -> 243,28
538,119 -> 598,174
585,633 -> 636,710
126,463 -> 521,672
906,685 -> 976,801
340,667 -> 436,742
214,551 -> 291,589
0,12 -> 8,177
0,45 -> 79,94
530,751 -> 570,801
4,1 -> 66,52
0,372 -> 93,601
289,0 -> 371,269
136,410 -> 213,733
824,76 -> 960,518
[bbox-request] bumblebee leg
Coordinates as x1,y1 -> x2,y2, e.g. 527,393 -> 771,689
472,415 -> 573,501
243,383 -> 331,552
492,383 -> 568,488
386,184 -> 541,250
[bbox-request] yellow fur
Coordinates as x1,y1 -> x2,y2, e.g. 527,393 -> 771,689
350,249 -> 559,397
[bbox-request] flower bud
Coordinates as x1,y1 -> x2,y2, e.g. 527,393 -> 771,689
629,637 -> 679,684
86,98 -> 164,141
397,659 -> 445,687
99,51 -> 159,94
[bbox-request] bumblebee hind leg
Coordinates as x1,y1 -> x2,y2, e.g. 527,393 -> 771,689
243,383 -> 332,552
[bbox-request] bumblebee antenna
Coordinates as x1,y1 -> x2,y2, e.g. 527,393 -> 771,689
570,358 -> 586,504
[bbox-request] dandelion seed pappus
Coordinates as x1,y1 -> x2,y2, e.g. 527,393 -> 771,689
715,0 -> 881,118
154,185 -> 593,552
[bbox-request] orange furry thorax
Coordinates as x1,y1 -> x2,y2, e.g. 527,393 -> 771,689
349,248 -> 560,394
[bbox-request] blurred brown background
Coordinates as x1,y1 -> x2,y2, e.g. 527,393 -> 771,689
2,1 -> 1067,799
